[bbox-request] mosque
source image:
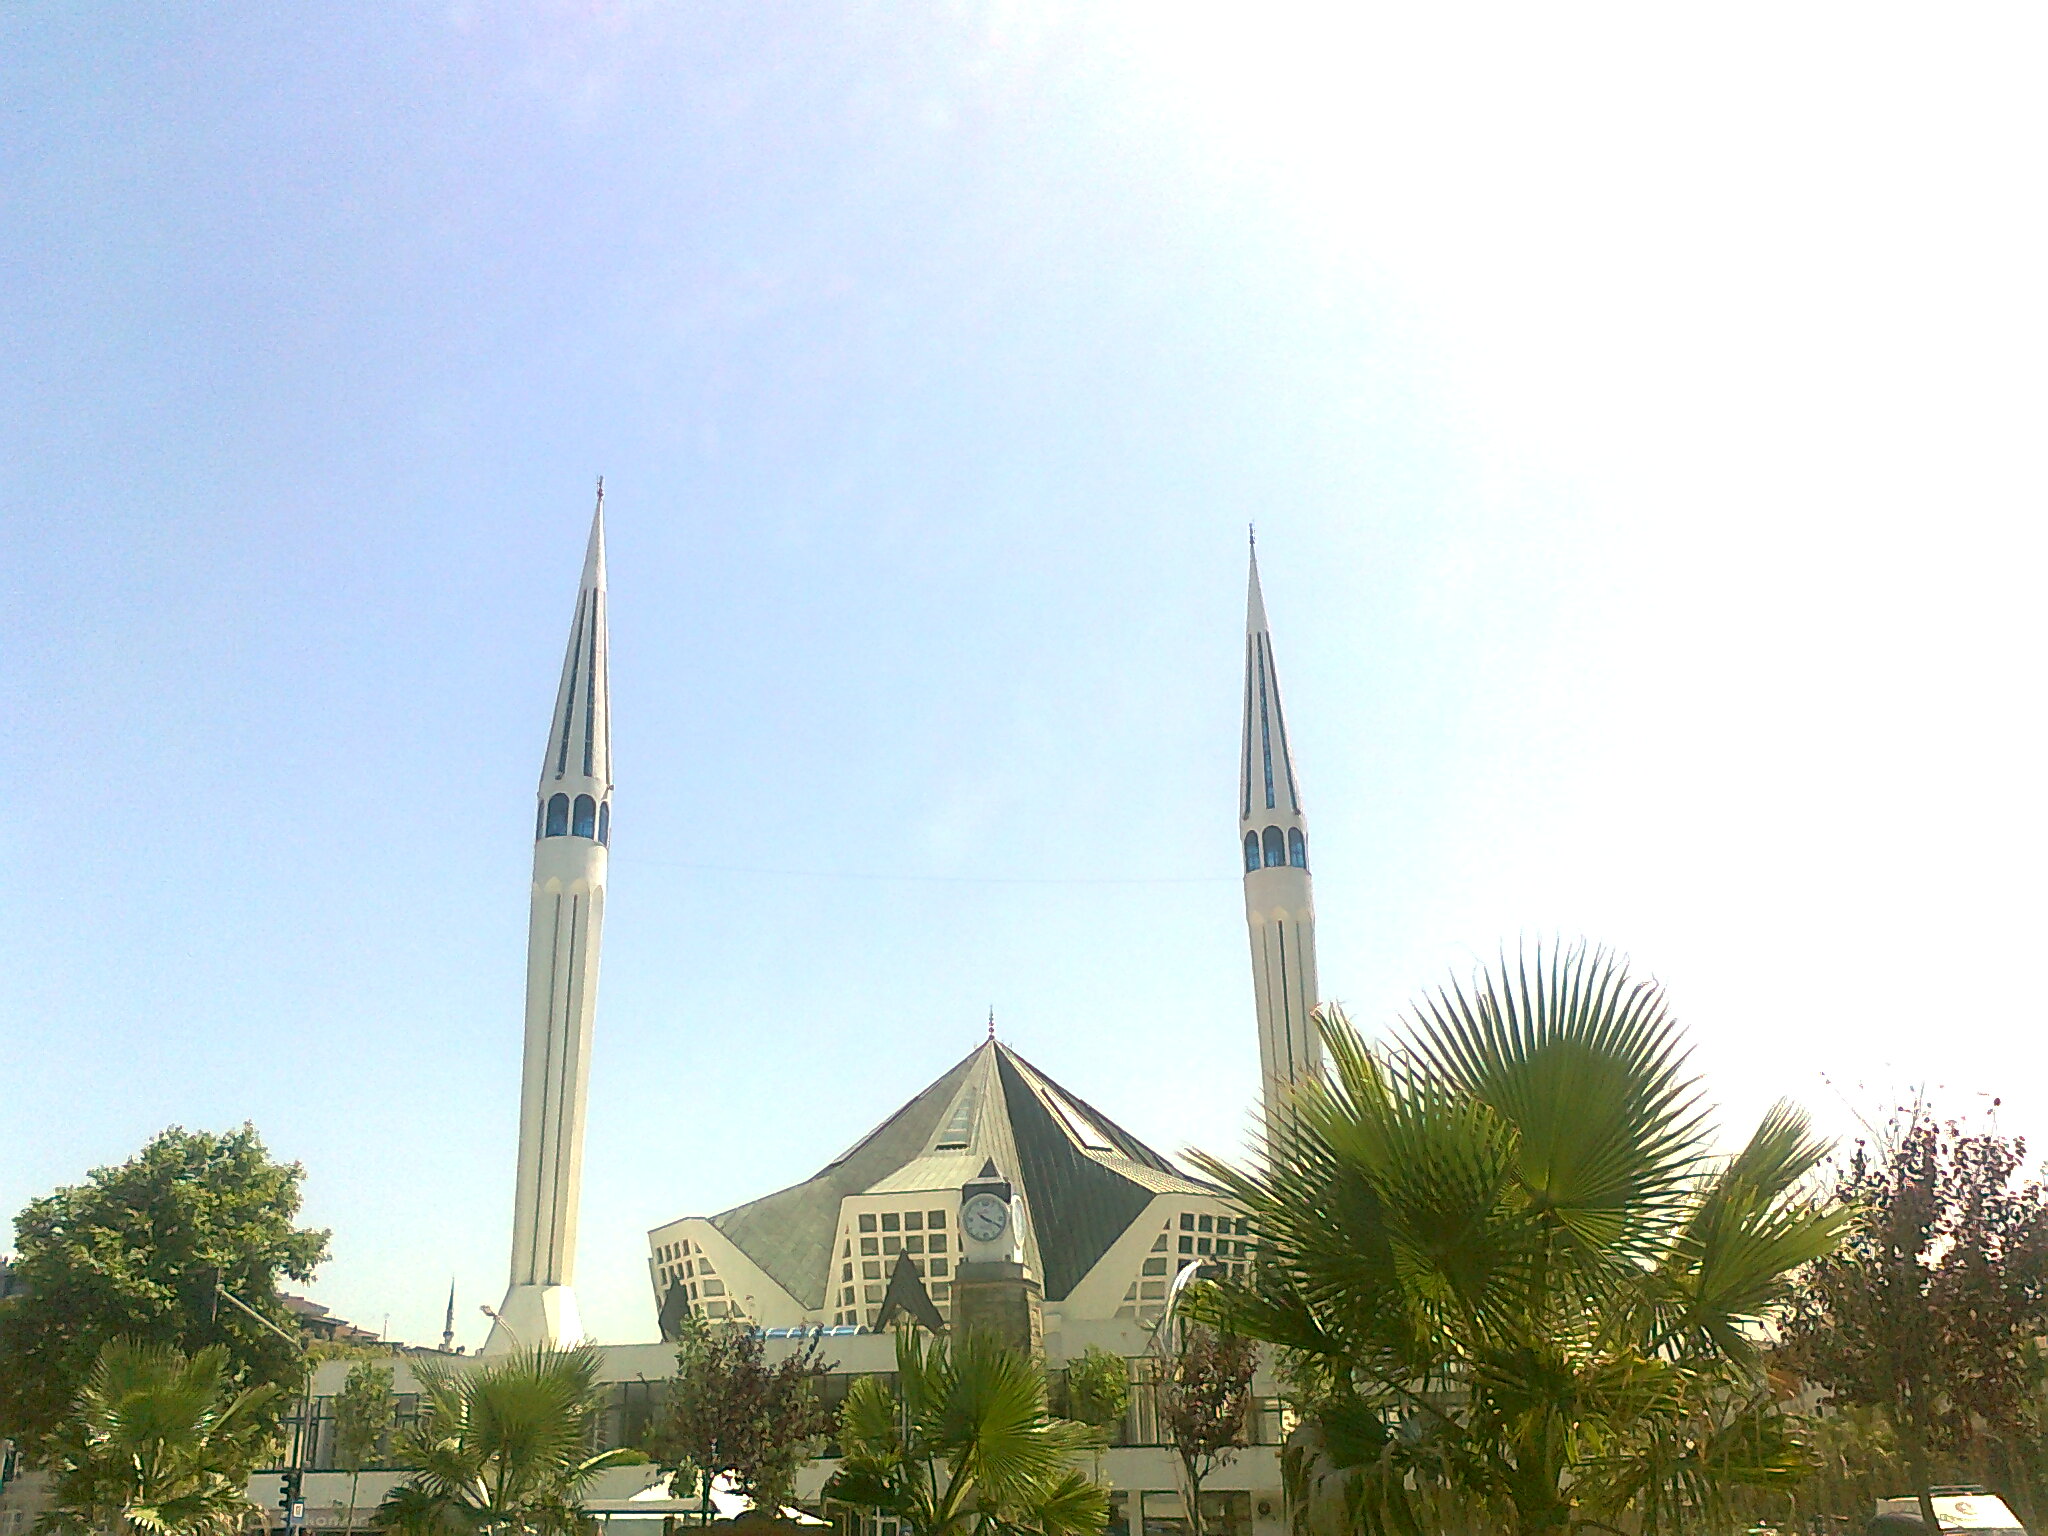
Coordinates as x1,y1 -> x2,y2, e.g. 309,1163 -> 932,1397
484,487 -> 1326,1355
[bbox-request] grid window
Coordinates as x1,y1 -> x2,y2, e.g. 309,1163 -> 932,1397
863,1261 -> 882,1280
841,1288 -> 854,1305
883,1237 -> 901,1255
1143,1257 -> 1168,1276
859,1214 -> 877,1233
928,1210 -> 947,1228
864,1285 -> 884,1303
1151,1234 -> 1168,1251
930,1258 -> 948,1277
861,1237 -> 879,1256
1199,1215 -> 1213,1233
905,1211 -> 923,1230
906,1235 -> 925,1254
1180,1213 -> 1195,1230
1140,1281 -> 1166,1300
842,1264 -> 853,1282
1179,1236 -> 1194,1254
932,1283 -> 951,1300
881,1213 -> 901,1232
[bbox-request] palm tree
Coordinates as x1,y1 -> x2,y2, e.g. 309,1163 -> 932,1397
38,1337 -> 283,1536
824,1329 -> 1108,1536
374,1345 -> 635,1536
1190,944 -> 1846,1536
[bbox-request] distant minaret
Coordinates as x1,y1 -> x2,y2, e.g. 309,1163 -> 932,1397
1240,535 -> 1320,1140
442,1280 -> 456,1353
487,485 -> 612,1353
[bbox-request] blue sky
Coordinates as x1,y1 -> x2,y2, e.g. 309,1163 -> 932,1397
4,4 -> 2046,1347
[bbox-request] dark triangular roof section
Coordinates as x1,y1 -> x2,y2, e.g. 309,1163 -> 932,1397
873,1252 -> 947,1335
709,1044 -> 983,1309
703,1038 -> 1223,1312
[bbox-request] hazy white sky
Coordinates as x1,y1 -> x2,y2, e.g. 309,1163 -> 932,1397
3,4 -> 2045,1347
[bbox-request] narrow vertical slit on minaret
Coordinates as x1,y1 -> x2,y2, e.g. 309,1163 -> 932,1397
531,891 -> 565,1286
1269,644 -> 1300,813
1257,637 -> 1276,811
1242,636 -> 1256,821
582,598 -> 599,778
547,894 -> 582,1283
557,597 -> 586,778
1277,922 -> 1294,1079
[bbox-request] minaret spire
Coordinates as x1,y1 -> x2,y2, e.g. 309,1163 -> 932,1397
442,1279 -> 456,1354
489,485 -> 613,1353
1240,538 -> 1320,1143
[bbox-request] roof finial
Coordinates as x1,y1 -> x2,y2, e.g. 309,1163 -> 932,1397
1248,521 -> 1256,551
595,475 -> 605,510
986,1006 -> 996,1042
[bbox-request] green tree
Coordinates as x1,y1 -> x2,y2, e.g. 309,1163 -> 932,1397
334,1360 -> 396,1535
653,1313 -> 833,1522
824,1329 -> 1107,1536
1156,1325 -> 1255,1536
1061,1347 -> 1128,1484
0,1125 -> 330,1458
1191,944 -> 1845,1536
1777,1104 -> 2048,1532
37,1337 -> 282,1536
374,1346 -> 633,1536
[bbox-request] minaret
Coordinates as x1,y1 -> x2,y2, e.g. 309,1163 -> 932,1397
442,1280 -> 456,1354
487,485 -> 612,1353
1240,534 -> 1320,1140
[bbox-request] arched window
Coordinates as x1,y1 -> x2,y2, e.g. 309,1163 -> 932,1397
572,794 -> 597,839
597,801 -> 610,846
1243,831 -> 1261,873
1289,827 -> 1307,869
545,794 -> 570,837
1262,825 -> 1285,867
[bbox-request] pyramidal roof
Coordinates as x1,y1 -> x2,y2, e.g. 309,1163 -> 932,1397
708,1040 -> 1219,1308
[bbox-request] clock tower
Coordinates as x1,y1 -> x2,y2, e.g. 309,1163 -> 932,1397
949,1160 -> 1041,1353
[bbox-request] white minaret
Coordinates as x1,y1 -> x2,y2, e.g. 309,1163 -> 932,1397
487,486 -> 612,1354
1240,535 -> 1321,1140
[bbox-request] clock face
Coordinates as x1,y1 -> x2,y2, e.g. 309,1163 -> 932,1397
961,1193 -> 1010,1243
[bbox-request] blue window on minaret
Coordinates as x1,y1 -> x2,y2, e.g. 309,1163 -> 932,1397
545,793 -> 570,837
1262,826 -> 1285,867
597,801 -> 610,846
1243,832 -> 1261,873
1289,827 -> 1307,868
572,794 -> 596,839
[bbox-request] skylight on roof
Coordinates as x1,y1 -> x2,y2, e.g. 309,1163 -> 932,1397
1047,1089 -> 1115,1151
935,1088 -> 979,1150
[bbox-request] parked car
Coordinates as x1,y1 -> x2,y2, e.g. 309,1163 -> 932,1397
1873,1491 -> 2030,1536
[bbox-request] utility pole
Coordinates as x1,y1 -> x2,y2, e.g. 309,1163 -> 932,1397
197,1270 -> 311,1534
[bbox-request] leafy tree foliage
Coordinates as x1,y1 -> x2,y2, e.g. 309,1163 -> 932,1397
37,1337 -> 282,1536
1061,1347 -> 1129,1439
0,1125 -> 330,1458
824,1329 -> 1107,1536
1157,1324 -> 1255,1536
654,1314 -> 833,1517
1191,945 -> 1845,1536
1777,1106 -> 2048,1529
334,1360 -> 396,1534
374,1346 -> 632,1536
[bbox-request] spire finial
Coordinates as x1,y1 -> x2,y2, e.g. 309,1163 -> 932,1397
595,475 -> 604,511
986,1006 -> 996,1042
1249,521 -> 1256,551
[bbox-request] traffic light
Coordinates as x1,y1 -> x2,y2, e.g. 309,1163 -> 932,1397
276,1469 -> 303,1527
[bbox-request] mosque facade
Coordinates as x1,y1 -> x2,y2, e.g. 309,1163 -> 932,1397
485,502 -> 1323,1353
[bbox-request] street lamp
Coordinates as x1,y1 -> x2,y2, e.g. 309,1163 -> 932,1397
479,1303 -> 521,1351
